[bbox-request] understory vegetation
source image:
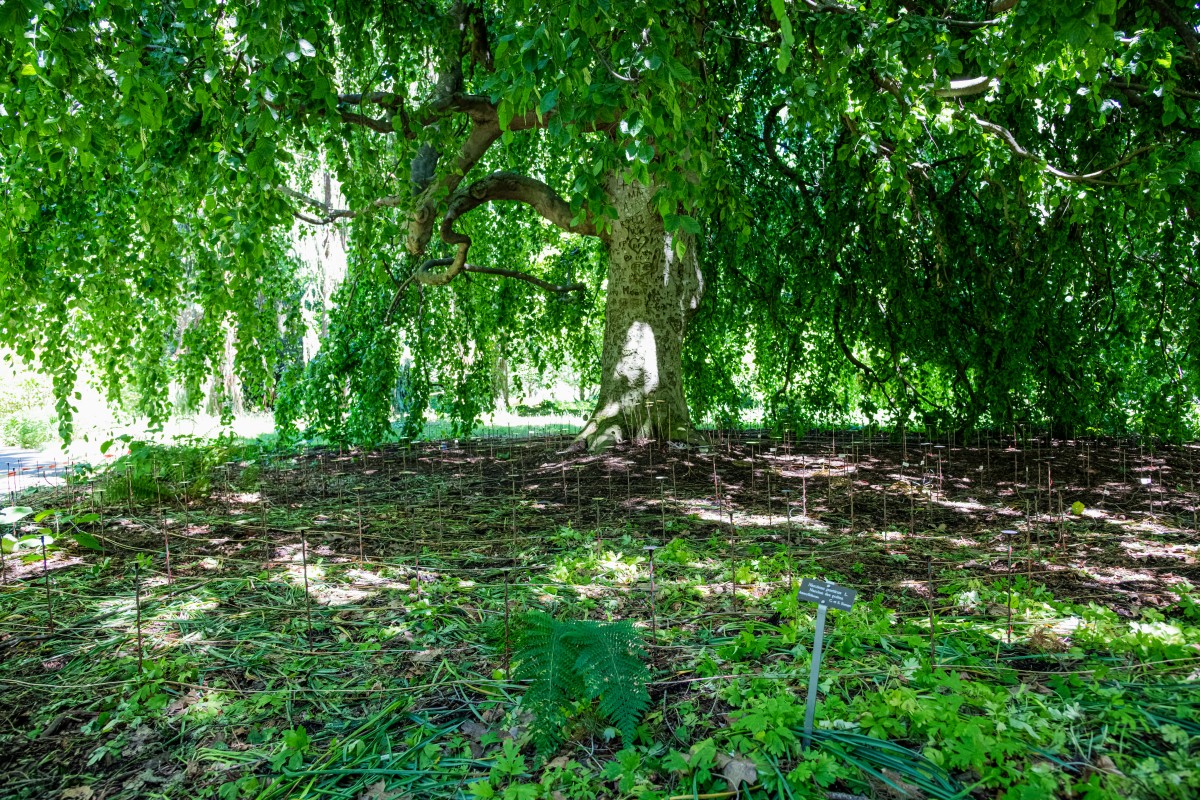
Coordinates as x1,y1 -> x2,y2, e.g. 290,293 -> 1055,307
0,371 -> 54,450
2,429 -> 1198,799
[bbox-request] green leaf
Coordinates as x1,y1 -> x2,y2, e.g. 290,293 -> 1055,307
0,506 -> 34,525
771,0 -> 795,73
497,99 -> 514,131
246,139 -> 277,174
494,36 -> 511,62
676,215 -> 701,235
777,44 -> 792,74
312,74 -> 330,100
73,532 -> 104,550
468,781 -> 495,799
19,533 -> 54,550
771,0 -> 793,44
538,88 -> 559,116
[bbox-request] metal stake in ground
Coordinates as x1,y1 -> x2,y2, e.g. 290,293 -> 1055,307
927,558 -> 936,666
575,464 -> 583,524
504,570 -> 512,679
1002,529 -> 1020,643
656,476 -> 667,538
38,518 -> 56,630
796,578 -> 857,750
727,502 -> 737,609
163,514 -> 173,585
356,487 -> 365,563
644,545 -> 659,640
782,489 -> 794,590
766,458 -> 773,526
299,527 -> 314,647
134,557 -> 144,675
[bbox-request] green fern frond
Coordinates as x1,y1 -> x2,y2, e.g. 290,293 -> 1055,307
513,612 -> 586,754
574,620 -> 650,742
512,612 -> 650,755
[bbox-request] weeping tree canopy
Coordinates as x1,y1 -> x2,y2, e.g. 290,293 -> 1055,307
0,0 -> 1197,445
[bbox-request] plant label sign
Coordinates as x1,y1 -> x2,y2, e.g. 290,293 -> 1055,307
796,578 -> 857,612
797,578 -> 856,750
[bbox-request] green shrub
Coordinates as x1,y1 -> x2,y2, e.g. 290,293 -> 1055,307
0,375 -> 47,417
0,412 -> 53,449
97,435 -> 262,505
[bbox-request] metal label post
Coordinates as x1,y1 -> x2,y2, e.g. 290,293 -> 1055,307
797,578 -> 856,749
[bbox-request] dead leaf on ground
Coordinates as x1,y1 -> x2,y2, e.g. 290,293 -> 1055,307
60,787 -> 94,800
880,767 -> 926,798
168,689 -> 202,715
357,779 -> 407,800
460,720 -> 489,741
715,753 -> 757,790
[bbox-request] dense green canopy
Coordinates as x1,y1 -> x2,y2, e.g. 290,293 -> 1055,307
1,0 -> 1197,443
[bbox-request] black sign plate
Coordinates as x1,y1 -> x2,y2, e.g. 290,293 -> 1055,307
797,578 -> 857,611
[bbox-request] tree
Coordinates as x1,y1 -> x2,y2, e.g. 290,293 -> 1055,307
1,1 -> 1197,446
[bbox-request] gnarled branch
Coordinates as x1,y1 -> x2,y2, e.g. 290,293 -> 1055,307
443,172 -> 598,239
396,171 -> 597,307
462,264 -> 584,293
407,120 -> 503,253
333,92 -> 500,136
968,114 -> 1157,184
337,107 -> 396,134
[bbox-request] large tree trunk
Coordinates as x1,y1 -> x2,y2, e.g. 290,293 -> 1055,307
577,176 -> 705,451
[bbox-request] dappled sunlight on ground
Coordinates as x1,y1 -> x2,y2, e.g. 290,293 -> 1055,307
3,432 -> 1199,800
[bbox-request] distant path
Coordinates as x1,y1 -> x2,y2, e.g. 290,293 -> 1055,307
1,446 -> 67,500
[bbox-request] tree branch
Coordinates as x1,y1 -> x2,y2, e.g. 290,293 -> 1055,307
968,114 -> 1157,184
384,256 -> 585,323
407,120 -> 503,252
332,92 -> 500,136
1147,0 -> 1199,62
1113,81 -> 1200,101
337,91 -> 404,109
390,171 -> 597,312
932,76 -> 994,98
463,264 -> 585,293
444,172 -> 598,238
280,186 -> 404,225
337,107 -> 396,133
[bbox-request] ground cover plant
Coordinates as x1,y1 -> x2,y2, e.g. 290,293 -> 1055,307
2,428 -> 1198,800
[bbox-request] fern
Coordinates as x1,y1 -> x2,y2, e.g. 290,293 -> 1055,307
513,612 -> 650,755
